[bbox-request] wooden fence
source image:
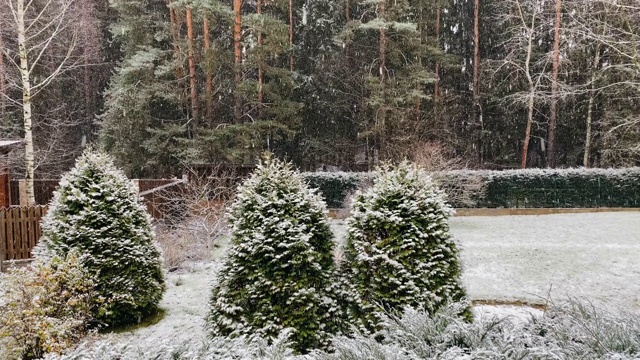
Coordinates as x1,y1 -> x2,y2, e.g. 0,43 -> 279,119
10,180 -> 59,206
139,180 -> 186,220
0,205 -> 47,271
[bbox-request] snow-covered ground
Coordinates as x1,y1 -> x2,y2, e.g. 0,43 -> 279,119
2,212 -> 638,351
450,212 -> 640,309
97,211 -> 640,348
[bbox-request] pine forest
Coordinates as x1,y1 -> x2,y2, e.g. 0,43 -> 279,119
1,0 -> 640,179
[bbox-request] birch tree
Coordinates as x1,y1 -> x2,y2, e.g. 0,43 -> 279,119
0,23 -> 6,117
562,0 -> 640,166
488,0 -> 550,168
0,0 -> 84,205
547,0 -> 562,168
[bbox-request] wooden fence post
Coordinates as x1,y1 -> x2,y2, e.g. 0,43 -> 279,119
0,207 -> 6,272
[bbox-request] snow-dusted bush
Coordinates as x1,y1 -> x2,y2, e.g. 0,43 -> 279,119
312,301 -> 640,360
34,150 -> 165,327
40,300 -> 640,360
340,162 -> 468,332
41,333 -> 295,360
207,156 -> 340,353
0,253 -> 102,360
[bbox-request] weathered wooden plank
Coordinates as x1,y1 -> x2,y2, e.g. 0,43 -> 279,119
26,206 -> 34,259
19,206 -> 25,259
7,207 -> 16,260
20,206 -> 28,259
11,207 -> 19,259
0,208 -> 6,265
33,206 -> 41,255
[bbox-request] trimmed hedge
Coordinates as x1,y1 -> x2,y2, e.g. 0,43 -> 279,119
302,168 -> 640,208
303,172 -> 373,208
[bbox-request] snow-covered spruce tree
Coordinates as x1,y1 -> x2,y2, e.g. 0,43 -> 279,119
340,161 -> 469,332
207,156 -> 339,353
35,150 -> 165,327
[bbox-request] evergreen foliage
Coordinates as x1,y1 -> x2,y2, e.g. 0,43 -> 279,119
340,161 -> 468,331
207,156 -> 339,353
34,150 -> 166,327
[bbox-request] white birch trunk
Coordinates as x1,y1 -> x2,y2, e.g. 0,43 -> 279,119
0,26 -> 6,116
17,0 -> 36,206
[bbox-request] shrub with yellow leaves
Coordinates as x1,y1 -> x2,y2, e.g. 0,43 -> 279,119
0,252 -> 104,360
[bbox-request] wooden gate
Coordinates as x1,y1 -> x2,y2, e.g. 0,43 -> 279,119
0,206 -> 47,269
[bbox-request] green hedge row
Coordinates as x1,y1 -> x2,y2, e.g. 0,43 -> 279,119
303,173 -> 372,208
303,168 -> 640,208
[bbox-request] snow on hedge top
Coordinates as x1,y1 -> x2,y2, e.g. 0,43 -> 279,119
349,162 -> 453,223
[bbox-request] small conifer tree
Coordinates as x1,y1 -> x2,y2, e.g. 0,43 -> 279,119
341,161 -> 468,331
35,150 -> 166,327
207,156 -> 338,353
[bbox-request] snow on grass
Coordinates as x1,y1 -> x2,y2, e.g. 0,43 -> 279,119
472,305 -> 543,325
450,212 -> 640,309
102,212 -> 638,350
334,212 -> 640,309
2,212 -> 638,354
97,235 -> 233,348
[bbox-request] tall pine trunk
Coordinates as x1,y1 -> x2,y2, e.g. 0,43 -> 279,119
548,0 -> 562,168
168,0 -> 184,80
204,17 -> 214,122
415,0 -> 424,121
377,0 -> 387,164
473,0 -> 483,164
186,7 -> 199,136
289,0 -> 294,71
345,0 -> 350,21
233,0 -> 242,123
17,0 -> 35,205
83,55 -> 92,146
434,4 -> 440,114
257,0 -> 264,113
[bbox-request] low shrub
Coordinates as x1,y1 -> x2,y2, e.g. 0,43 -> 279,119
0,253 -> 103,360
154,173 -> 233,271
316,300 -> 640,360
40,333 -> 294,360
40,300 -> 640,360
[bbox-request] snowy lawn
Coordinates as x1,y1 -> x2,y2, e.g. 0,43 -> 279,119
3,212 -> 637,350
450,212 -> 640,309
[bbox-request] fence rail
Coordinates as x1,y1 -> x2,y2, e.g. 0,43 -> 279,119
140,180 -> 187,220
0,206 -> 47,269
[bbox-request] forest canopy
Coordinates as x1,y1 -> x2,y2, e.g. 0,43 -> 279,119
1,0 -> 639,179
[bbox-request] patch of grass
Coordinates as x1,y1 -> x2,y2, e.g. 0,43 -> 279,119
100,308 -> 167,334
